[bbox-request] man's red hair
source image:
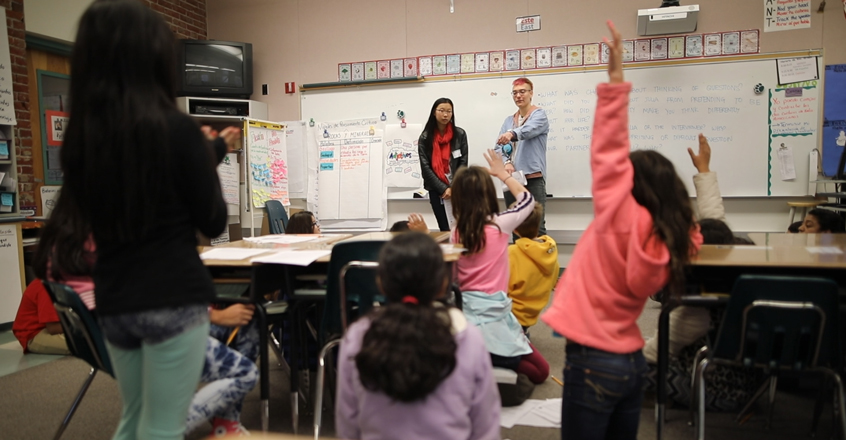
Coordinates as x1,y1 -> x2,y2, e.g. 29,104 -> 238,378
512,77 -> 533,88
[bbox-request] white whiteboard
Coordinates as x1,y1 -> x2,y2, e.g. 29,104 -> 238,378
301,54 -> 822,198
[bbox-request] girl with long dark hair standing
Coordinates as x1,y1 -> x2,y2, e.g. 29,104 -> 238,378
541,22 -> 702,440
335,233 -> 500,440
418,98 -> 469,231
60,1 -> 240,438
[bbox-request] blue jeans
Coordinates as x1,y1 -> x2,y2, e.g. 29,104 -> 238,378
561,343 -> 647,440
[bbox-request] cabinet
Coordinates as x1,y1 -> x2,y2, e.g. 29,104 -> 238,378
0,125 -> 19,218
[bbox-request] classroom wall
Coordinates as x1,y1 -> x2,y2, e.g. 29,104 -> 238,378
9,0 -> 210,210
23,0 -> 94,43
206,0 -> 844,235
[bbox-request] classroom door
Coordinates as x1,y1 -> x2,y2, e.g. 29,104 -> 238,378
26,49 -> 71,216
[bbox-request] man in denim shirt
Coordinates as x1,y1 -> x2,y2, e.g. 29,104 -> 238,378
496,77 -> 551,235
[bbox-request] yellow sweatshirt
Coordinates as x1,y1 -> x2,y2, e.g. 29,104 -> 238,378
507,235 -> 560,327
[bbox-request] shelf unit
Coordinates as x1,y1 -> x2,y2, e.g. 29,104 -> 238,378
0,125 -> 19,219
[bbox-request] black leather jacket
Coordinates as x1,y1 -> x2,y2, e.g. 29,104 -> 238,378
418,126 -> 469,197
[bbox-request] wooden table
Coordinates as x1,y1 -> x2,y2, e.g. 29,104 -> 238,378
200,230 -> 460,433
748,232 -> 846,249
655,239 -> 846,439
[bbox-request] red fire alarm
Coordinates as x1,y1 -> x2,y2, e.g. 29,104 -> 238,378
285,82 -> 296,94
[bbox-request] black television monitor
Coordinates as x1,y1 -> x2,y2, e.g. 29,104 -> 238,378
175,39 -> 253,99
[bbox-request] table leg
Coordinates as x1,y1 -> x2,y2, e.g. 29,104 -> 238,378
289,300 -> 300,434
656,300 -> 677,440
255,303 -> 269,432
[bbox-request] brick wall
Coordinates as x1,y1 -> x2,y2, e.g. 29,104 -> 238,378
2,0 -> 207,211
142,0 -> 208,40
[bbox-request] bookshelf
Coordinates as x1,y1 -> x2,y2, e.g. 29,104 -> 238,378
0,125 -> 18,219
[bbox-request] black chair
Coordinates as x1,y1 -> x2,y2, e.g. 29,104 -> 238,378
692,275 -> 846,440
42,281 -> 113,440
290,240 -> 384,438
313,260 -> 382,438
265,200 -> 289,234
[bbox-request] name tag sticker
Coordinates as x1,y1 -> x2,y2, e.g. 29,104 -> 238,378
452,150 -> 462,159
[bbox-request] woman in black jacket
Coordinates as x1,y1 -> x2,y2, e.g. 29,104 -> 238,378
418,98 -> 469,231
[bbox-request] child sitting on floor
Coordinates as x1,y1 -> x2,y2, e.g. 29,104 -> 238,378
507,201 -> 559,332
12,279 -> 71,355
335,232 -> 500,440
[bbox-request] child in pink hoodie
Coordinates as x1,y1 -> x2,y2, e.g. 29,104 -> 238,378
541,22 -> 702,440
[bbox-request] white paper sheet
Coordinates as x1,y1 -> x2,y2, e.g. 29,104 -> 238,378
500,400 -> 542,429
200,248 -> 271,260
442,198 -> 456,229
315,118 -> 384,221
777,144 -> 796,180
283,121 -> 307,196
217,153 -> 240,206
251,249 -> 332,266
806,246 -> 845,254
243,235 -> 318,244
0,10 -> 16,124
499,398 -> 563,429
383,123 -> 423,188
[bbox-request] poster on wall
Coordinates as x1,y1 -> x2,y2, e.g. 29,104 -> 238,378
383,123 -> 423,188
764,0 -> 811,32
246,120 -> 289,208
45,110 -> 69,147
0,9 -> 16,125
315,117 -> 383,221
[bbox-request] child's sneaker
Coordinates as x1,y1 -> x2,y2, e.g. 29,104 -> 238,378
211,418 -> 251,437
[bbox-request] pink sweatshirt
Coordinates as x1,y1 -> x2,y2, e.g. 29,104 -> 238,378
541,82 -> 702,354
451,191 -> 534,294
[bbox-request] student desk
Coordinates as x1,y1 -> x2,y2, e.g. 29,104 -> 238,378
200,231 -> 459,433
201,234 -> 351,432
656,239 -> 846,439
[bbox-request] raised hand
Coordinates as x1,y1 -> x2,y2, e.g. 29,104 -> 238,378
407,213 -> 429,232
484,149 -> 509,180
687,133 -> 712,173
603,21 -> 624,84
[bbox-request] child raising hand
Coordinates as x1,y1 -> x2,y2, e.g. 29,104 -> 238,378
541,21 -> 702,440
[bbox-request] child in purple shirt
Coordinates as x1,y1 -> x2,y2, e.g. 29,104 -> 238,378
336,232 -> 501,440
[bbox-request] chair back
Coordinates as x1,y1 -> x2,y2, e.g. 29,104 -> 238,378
265,200 -> 289,234
319,240 -> 385,344
42,281 -> 113,376
711,275 -> 841,371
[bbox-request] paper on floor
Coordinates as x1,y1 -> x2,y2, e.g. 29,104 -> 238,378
500,398 -> 562,429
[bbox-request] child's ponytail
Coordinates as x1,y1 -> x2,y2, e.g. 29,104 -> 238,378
354,232 -> 457,402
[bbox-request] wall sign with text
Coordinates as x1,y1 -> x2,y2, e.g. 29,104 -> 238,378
45,110 -> 69,147
516,15 -> 541,32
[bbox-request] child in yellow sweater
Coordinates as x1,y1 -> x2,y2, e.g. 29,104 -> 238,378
508,202 -> 560,330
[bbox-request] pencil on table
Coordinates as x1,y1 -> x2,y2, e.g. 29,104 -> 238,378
226,327 -> 240,346
551,376 -> 564,386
